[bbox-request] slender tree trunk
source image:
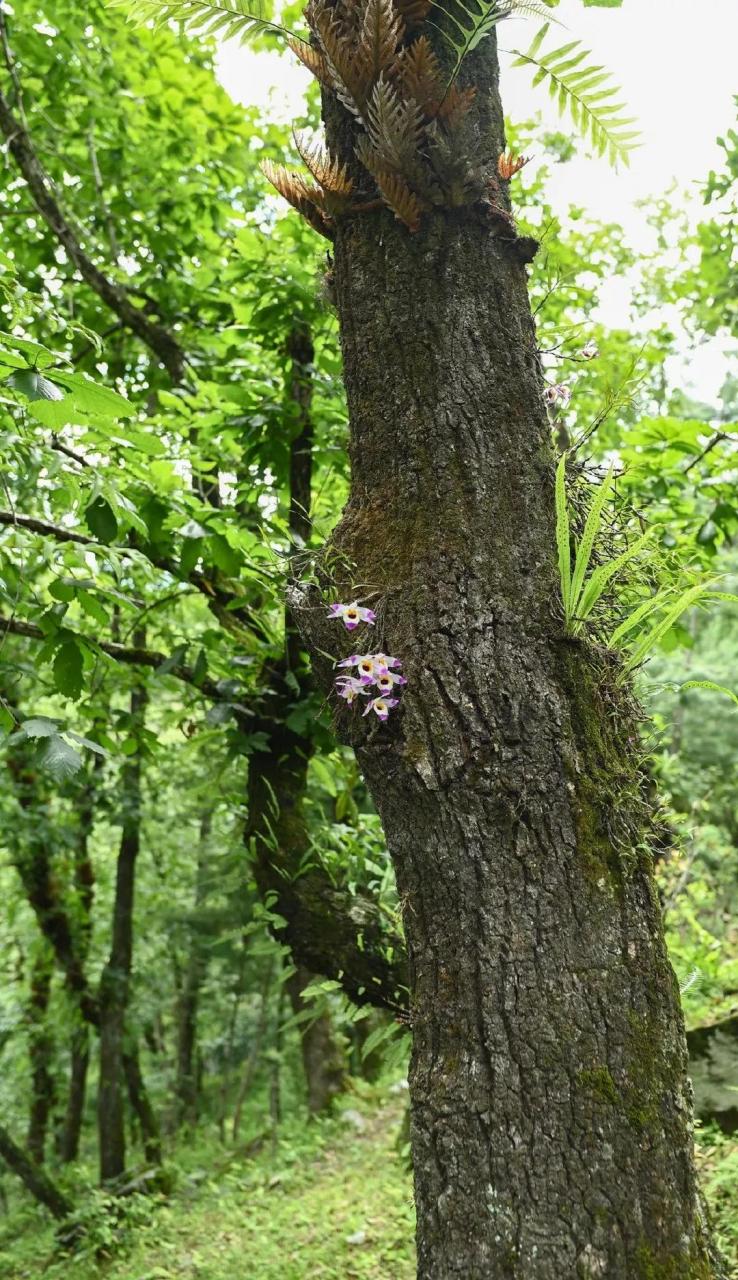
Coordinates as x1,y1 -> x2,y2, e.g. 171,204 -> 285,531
26,948 -> 55,1164
122,1043 -> 162,1166
97,678 -> 146,1184
0,1124 -> 73,1221
175,811 -> 212,1128
59,1024 -> 90,1164
231,954 -> 274,1143
59,754 -> 98,1164
289,32 -> 720,1280
287,966 -> 346,1115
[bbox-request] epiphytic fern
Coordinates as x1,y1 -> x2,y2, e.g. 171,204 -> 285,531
288,36 -> 331,86
292,130 -> 355,200
358,0 -> 403,80
363,75 -> 424,172
374,172 -> 423,231
312,7 -> 374,120
259,160 -> 335,239
392,0 -> 431,30
511,23 -> 639,167
110,0 -> 293,43
396,36 -> 444,115
432,0 -> 553,92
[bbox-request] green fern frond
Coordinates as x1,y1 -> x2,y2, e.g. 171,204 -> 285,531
109,0 -> 294,45
622,581 -> 714,674
569,462 -> 614,623
555,453 -> 571,620
682,680 -> 738,709
573,529 -> 651,634
432,1 -> 554,91
511,23 -> 639,167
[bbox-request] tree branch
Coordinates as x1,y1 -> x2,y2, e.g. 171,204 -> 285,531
0,613 -> 232,703
0,84 -> 186,383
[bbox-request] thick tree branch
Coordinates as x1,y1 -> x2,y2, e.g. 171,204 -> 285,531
0,86 -> 186,383
0,613 -> 230,702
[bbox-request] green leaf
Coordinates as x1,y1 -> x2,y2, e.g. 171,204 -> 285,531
51,371 -> 134,418
40,734 -> 83,780
19,716 -> 60,739
85,497 -> 119,544
53,640 -> 85,701
583,0 -> 622,6
7,368 -> 65,402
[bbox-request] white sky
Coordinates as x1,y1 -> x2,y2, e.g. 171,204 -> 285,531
217,0 -> 738,403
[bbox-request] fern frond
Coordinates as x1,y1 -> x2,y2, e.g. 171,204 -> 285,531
555,454 -> 571,621
260,159 -> 334,240
432,0 -> 553,90
497,149 -> 529,179
392,0 -> 432,31
437,83 -> 477,129
622,581 -> 714,673
288,36 -> 331,86
396,35 -> 444,112
511,23 -> 640,167
110,0 -> 293,43
292,130 -> 354,197
572,530 -> 651,634
374,172 -> 423,231
313,8 -> 371,119
358,0 -> 404,79
365,74 -> 424,172
569,463 -> 615,621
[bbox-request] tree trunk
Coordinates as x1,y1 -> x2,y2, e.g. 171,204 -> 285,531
122,1043 -> 162,1166
0,1124 -> 73,1221
26,949 -> 55,1164
59,1023 -> 90,1164
287,966 -> 346,1115
175,810 -> 212,1128
98,679 -> 146,1185
231,954 -> 274,1144
289,32 -> 719,1280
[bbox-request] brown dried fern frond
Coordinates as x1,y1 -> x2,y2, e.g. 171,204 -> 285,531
292,130 -> 354,197
437,83 -> 477,130
313,8 -> 372,118
288,37 -> 331,86
260,159 -> 334,240
358,0 -> 404,79
396,35 -> 443,113
392,0 -> 431,30
365,74 -> 424,172
497,150 -> 530,180
374,171 -> 423,231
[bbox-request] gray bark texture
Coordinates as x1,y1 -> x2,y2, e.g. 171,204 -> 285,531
289,29 -> 721,1280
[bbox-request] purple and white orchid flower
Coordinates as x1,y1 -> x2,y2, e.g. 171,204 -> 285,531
363,696 -> 398,722
375,670 -> 407,694
327,600 -> 376,631
578,339 -> 599,361
335,675 -> 365,705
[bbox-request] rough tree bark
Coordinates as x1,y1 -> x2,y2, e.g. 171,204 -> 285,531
289,31 -> 721,1280
0,1124 -> 73,1222
175,810 -> 212,1128
98,678 -> 148,1184
26,947 -> 56,1165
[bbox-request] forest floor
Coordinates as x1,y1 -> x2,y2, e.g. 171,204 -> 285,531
1,1096 -> 736,1279
0,1093 -> 415,1280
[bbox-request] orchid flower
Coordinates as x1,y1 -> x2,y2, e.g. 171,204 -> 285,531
373,652 -> 402,670
327,600 -> 376,631
544,383 -> 571,408
363,696 -> 398,722
375,670 -> 407,694
578,339 -> 599,361
337,654 -> 381,684
335,676 -> 365,705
